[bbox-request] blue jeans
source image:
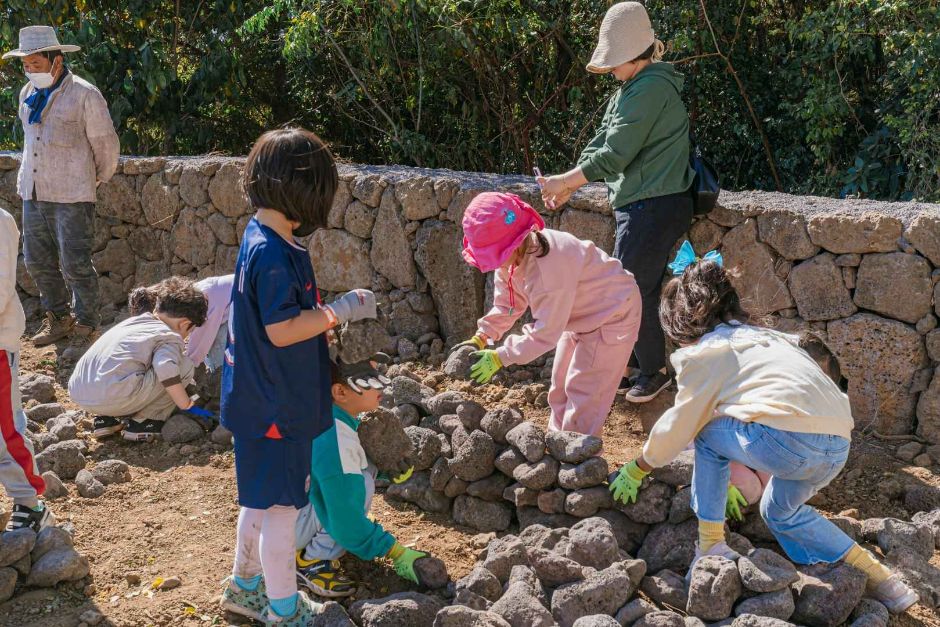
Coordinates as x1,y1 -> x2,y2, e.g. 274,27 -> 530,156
691,416 -> 853,564
22,199 -> 100,327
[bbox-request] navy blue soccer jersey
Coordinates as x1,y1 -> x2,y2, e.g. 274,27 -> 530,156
220,217 -> 332,441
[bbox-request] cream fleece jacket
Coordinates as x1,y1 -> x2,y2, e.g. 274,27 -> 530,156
642,323 -> 854,468
0,209 -> 26,353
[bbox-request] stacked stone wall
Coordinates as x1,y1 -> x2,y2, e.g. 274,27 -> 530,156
1,152 -> 939,442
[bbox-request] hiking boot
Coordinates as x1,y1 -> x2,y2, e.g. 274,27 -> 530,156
219,576 -> 267,621
624,372 -> 672,403
5,502 -> 55,532
122,419 -> 163,442
296,552 -> 356,598
263,591 -> 323,625
69,323 -> 99,348
869,574 -> 919,614
31,312 -> 75,347
93,416 -> 125,440
686,541 -> 741,583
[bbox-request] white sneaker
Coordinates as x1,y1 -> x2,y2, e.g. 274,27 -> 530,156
869,574 -> 919,614
686,541 -> 742,583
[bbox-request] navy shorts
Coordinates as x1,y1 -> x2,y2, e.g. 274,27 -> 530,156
233,436 -> 312,509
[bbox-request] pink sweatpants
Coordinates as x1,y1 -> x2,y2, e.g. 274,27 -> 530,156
547,319 -> 638,437
233,505 -> 299,600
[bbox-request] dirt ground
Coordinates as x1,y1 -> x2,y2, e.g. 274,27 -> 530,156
2,340 -> 939,627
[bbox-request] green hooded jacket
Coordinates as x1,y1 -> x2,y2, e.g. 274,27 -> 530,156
578,62 -> 694,208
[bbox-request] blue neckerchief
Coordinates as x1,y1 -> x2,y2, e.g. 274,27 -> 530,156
23,68 -> 69,125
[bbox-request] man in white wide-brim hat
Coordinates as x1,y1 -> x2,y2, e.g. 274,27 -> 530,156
2,26 -> 119,347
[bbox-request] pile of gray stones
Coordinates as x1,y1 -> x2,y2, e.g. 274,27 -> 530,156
0,370 -> 226,611
336,346 -> 940,627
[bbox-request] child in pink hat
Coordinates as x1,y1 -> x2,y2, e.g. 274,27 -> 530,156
460,192 -> 641,437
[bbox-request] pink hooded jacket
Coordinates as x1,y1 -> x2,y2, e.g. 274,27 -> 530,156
477,229 -> 639,366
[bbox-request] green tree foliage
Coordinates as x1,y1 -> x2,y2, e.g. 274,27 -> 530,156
1,0 -> 937,201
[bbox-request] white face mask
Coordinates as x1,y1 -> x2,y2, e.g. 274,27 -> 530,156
26,72 -> 55,89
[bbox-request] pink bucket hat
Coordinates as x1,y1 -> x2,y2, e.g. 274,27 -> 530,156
462,192 -> 545,273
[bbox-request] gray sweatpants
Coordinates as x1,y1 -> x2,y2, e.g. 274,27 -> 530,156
77,358 -> 195,422
1,350 -> 42,506
295,464 -> 377,561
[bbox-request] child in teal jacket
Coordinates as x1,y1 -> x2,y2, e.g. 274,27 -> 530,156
294,357 -> 428,598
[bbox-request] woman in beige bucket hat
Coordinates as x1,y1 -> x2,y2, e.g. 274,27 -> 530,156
538,1 -> 695,405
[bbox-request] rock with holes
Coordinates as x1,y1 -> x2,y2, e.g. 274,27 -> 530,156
426,391 -> 467,417
481,408 -> 524,444
686,556 -> 742,621
505,564 -> 547,607
791,562 -> 867,626
544,431 -> 603,464
615,598 -> 659,626
876,518 -> 934,559
415,556 -> 450,589
912,509 -> 940,549
563,517 -> 620,570
505,422 -> 546,463
161,414 -> 204,444
495,448 -> 526,476
489,581 -> 554,627
449,430 -> 497,482
513,457 -> 559,491
565,486 -> 614,518
633,611 -> 687,627
406,426 -> 443,471
551,560 -> 647,627
641,569 -> 689,610
467,473 -> 513,502
35,439 -> 86,480
41,471 -> 67,500
734,588 -> 795,621
650,451 -> 695,487
359,409 -> 415,473
89,459 -> 131,485
616,481 -> 673,524
75,469 -> 106,498
738,549 -> 799,592
45,412 -> 77,440
731,615 -> 795,627
453,589 -> 492,612
349,592 -> 445,627
456,567 -> 503,603
573,616 -> 621,627
27,546 -> 90,587
444,346 -> 477,379
386,470 -> 453,513
19,372 -> 56,404
525,546 -> 586,588
454,495 -> 512,532
0,528 -> 36,568
433,606 -> 510,627
481,535 -> 530,584
638,519 -> 698,574
558,457 -> 609,491
668,488 -> 695,524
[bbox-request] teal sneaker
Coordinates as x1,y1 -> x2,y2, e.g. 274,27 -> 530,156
264,590 -> 323,625
219,576 -> 267,621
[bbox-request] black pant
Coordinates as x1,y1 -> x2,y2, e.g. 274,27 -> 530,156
613,192 -> 693,376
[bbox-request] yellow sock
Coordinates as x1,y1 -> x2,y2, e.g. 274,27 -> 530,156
699,520 -> 726,552
844,543 -> 892,585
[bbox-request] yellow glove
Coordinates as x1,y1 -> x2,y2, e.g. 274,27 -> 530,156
456,334 -> 487,351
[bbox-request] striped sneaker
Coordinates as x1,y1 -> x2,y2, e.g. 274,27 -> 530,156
219,576 -> 266,621
5,502 -> 55,532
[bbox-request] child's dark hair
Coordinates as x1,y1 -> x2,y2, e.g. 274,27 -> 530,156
524,231 -> 551,258
128,285 -> 161,316
243,127 -> 338,236
799,331 -> 842,384
659,260 -> 749,345
151,277 -> 208,327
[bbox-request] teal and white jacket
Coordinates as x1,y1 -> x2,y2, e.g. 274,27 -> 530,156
309,405 -> 397,561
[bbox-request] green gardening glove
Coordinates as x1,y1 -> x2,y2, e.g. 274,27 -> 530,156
609,459 -> 649,505
388,542 -> 427,584
726,484 -> 748,521
470,350 -> 503,384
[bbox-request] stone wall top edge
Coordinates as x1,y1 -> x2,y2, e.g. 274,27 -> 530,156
1,151 -> 937,220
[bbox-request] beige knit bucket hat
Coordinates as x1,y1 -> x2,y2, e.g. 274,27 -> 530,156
587,2 -> 660,73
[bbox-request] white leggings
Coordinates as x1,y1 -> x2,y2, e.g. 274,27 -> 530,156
233,505 -> 299,600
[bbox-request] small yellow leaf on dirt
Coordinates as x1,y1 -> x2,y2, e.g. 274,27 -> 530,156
151,577 -> 164,589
